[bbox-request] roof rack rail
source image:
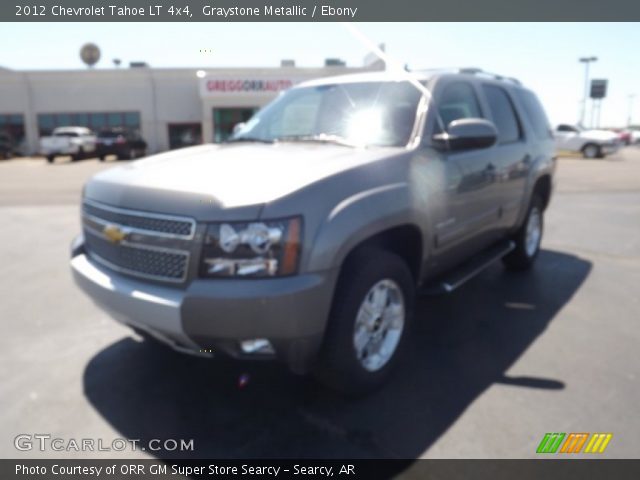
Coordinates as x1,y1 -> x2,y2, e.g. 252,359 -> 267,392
458,67 -> 521,85
408,67 -> 521,85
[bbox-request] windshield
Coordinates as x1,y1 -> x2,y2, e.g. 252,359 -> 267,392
230,81 -> 423,147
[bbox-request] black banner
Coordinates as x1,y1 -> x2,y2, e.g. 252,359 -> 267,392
2,460 -> 640,480
4,0 -> 640,22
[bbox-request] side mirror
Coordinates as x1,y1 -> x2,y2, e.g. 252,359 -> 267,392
433,118 -> 498,151
232,122 -> 246,135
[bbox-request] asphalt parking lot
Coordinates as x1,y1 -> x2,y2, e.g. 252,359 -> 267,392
1,149 -> 639,462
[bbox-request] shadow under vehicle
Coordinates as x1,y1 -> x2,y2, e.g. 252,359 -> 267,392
83,249 -> 590,465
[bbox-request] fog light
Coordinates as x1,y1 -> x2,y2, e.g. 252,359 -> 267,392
240,339 -> 275,355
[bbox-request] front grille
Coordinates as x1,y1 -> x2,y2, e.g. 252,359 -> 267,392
83,200 -> 195,238
82,199 -> 195,283
86,233 -> 189,281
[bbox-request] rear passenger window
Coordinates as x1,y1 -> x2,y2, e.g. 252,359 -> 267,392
482,85 -> 521,144
517,90 -> 553,139
436,82 -> 483,131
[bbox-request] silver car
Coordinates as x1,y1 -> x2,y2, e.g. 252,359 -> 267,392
71,69 -> 555,394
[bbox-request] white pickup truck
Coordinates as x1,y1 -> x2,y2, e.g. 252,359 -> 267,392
554,124 -> 620,159
40,126 -> 97,163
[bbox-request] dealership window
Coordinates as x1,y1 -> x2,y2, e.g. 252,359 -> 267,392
168,123 -> 202,150
37,111 -> 141,136
213,108 -> 257,143
0,113 -> 26,147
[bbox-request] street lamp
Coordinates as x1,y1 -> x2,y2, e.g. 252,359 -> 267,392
579,56 -> 597,127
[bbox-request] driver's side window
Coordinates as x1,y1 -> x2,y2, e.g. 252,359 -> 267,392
435,82 -> 483,133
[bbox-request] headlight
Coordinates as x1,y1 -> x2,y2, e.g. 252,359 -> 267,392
200,217 -> 302,278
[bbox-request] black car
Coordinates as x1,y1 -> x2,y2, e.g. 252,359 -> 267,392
0,130 -> 16,159
96,128 -> 147,161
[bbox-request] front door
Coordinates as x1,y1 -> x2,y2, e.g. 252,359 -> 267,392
431,81 -> 502,257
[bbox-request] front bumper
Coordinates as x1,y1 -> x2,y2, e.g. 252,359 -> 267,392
70,241 -> 337,374
601,143 -> 620,155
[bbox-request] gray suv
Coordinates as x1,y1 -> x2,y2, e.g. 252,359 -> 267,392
71,69 -> 555,394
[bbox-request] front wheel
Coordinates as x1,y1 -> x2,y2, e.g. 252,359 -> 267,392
314,249 -> 415,395
503,194 -> 544,271
72,148 -> 84,161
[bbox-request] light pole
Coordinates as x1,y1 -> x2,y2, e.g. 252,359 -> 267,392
579,56 -> 597,127
628,94 -> 636,128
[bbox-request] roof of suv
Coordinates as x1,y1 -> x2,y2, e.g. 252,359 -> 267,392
296,69 -> 522,90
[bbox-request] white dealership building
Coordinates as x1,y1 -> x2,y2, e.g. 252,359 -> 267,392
0,57 -> 383,155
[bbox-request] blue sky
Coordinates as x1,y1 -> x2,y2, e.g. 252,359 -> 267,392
1,22 -> 638,127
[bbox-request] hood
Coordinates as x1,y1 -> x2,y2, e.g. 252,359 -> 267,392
84,143 -> 397,219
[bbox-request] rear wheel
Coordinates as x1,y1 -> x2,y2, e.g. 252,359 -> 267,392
582,143 -> 601,159
315,248 -> 415,395
503,194 -> 544,271
46,155 -> 55,164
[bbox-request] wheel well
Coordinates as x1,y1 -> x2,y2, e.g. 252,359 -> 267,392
533,175 -> 552,210
342,225 -> 423,283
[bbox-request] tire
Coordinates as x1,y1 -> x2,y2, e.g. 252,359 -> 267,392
582,143 -> 601,159
314,248 -> 415,396
72,148 -> 84,161
98,155 -> 105,162
502,194 -> 544,271
46,155 -> 55,164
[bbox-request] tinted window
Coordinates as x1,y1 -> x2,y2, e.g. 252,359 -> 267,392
557,124 -> 577,133
437,82 -> 483,129
482,85 -> 521,144
98,130 -> 121,138
516,91 -> 552,139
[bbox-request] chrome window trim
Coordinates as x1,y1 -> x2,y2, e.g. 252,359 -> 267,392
83,198 -> 196,240
83,224 -> 191,257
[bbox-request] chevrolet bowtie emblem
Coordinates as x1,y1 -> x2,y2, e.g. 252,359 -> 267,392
103,224 -> 127,244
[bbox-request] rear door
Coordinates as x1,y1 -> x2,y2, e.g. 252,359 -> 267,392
479,83 -> 529,229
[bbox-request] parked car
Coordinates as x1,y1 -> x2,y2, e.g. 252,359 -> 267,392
40,126 -> 97,163
71,70 -> 555,395
0,130 -> 17,159
96,127 -> 147,161
612,129 -> 632,146
554,124 -> 620,158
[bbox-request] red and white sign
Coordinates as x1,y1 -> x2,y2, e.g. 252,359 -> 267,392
200,76 -> 303,97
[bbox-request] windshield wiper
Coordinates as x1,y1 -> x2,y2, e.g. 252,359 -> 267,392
226,137 -> 274,144
275,134 -> 359,148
